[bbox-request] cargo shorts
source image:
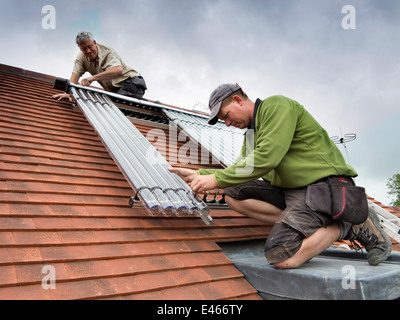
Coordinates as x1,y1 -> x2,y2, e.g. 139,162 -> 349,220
224,178 -> 352,265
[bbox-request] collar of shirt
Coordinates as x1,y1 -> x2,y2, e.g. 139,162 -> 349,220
87,54 -> 99,65
249,98 -> 262,130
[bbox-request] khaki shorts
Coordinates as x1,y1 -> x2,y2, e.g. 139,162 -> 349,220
224,179 -> 286,210
224,179 -> 352,264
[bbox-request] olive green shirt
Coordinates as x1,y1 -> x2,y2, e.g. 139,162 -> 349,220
198,95 -> 357,189
72,43 -> 139,92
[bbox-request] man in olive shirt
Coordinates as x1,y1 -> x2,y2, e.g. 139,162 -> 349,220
53,31 -> 146,101
170,83 -> 391,268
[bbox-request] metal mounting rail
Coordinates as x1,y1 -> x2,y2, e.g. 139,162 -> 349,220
53,77 -> 210,120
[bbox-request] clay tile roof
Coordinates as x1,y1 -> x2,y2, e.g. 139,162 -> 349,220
0,64 -> 268,300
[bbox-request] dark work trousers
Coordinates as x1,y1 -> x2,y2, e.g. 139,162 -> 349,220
117,76 -> 147,99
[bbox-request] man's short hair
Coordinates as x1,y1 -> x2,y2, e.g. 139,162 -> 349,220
76,31 -> 94,45
221,89 -> 248,109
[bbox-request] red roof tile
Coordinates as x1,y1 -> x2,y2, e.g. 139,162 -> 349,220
0,64 -> 270,300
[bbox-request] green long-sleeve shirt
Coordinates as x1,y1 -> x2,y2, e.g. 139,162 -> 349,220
198,95 -> 357,189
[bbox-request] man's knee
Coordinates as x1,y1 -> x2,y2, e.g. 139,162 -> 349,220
273,259 -> 303,269
225,195 -> 235,207
264,222 -> 304,266
265,241 -> 306,269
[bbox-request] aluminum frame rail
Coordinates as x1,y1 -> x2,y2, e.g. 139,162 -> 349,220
70,87 -> 212,225
53,77 -> 210,120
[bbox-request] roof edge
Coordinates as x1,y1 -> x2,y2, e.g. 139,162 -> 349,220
0,63 -> 56,83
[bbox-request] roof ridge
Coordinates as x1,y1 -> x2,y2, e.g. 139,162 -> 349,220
0,64 -> 55,83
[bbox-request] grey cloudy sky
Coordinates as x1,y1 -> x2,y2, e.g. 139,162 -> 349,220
1,0 -> 399,204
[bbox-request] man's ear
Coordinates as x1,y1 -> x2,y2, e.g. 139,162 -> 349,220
232,95 -> 243,106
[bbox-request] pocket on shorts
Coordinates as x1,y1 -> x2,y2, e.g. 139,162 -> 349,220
305,182 -> 332,215
330,183 -> 368,224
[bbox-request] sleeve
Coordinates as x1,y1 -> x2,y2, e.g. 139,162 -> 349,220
210,97 -> 299,189
72,53 -> 86,77
100,49 -> 123,71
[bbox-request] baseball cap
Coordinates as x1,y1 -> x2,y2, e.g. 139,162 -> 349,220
208,83 -> 242,125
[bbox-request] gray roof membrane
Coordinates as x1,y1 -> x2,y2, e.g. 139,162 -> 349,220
220,240 -> 400,300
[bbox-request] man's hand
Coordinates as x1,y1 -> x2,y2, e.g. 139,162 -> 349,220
189,174 -> 218,193
168,167 -> 198,184
80,66 -> 123,87
52,92 -> 74,102
52,73 -> 79,102
169,167 -> 218,193
80,76 -> 95,87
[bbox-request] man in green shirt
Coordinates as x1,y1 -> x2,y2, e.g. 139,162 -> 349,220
170,83 -> 391,268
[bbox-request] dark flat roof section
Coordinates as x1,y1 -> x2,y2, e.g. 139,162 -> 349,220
221,240 -> 400,300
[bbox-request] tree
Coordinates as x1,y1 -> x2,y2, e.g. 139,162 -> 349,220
387,173 -> 400,207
